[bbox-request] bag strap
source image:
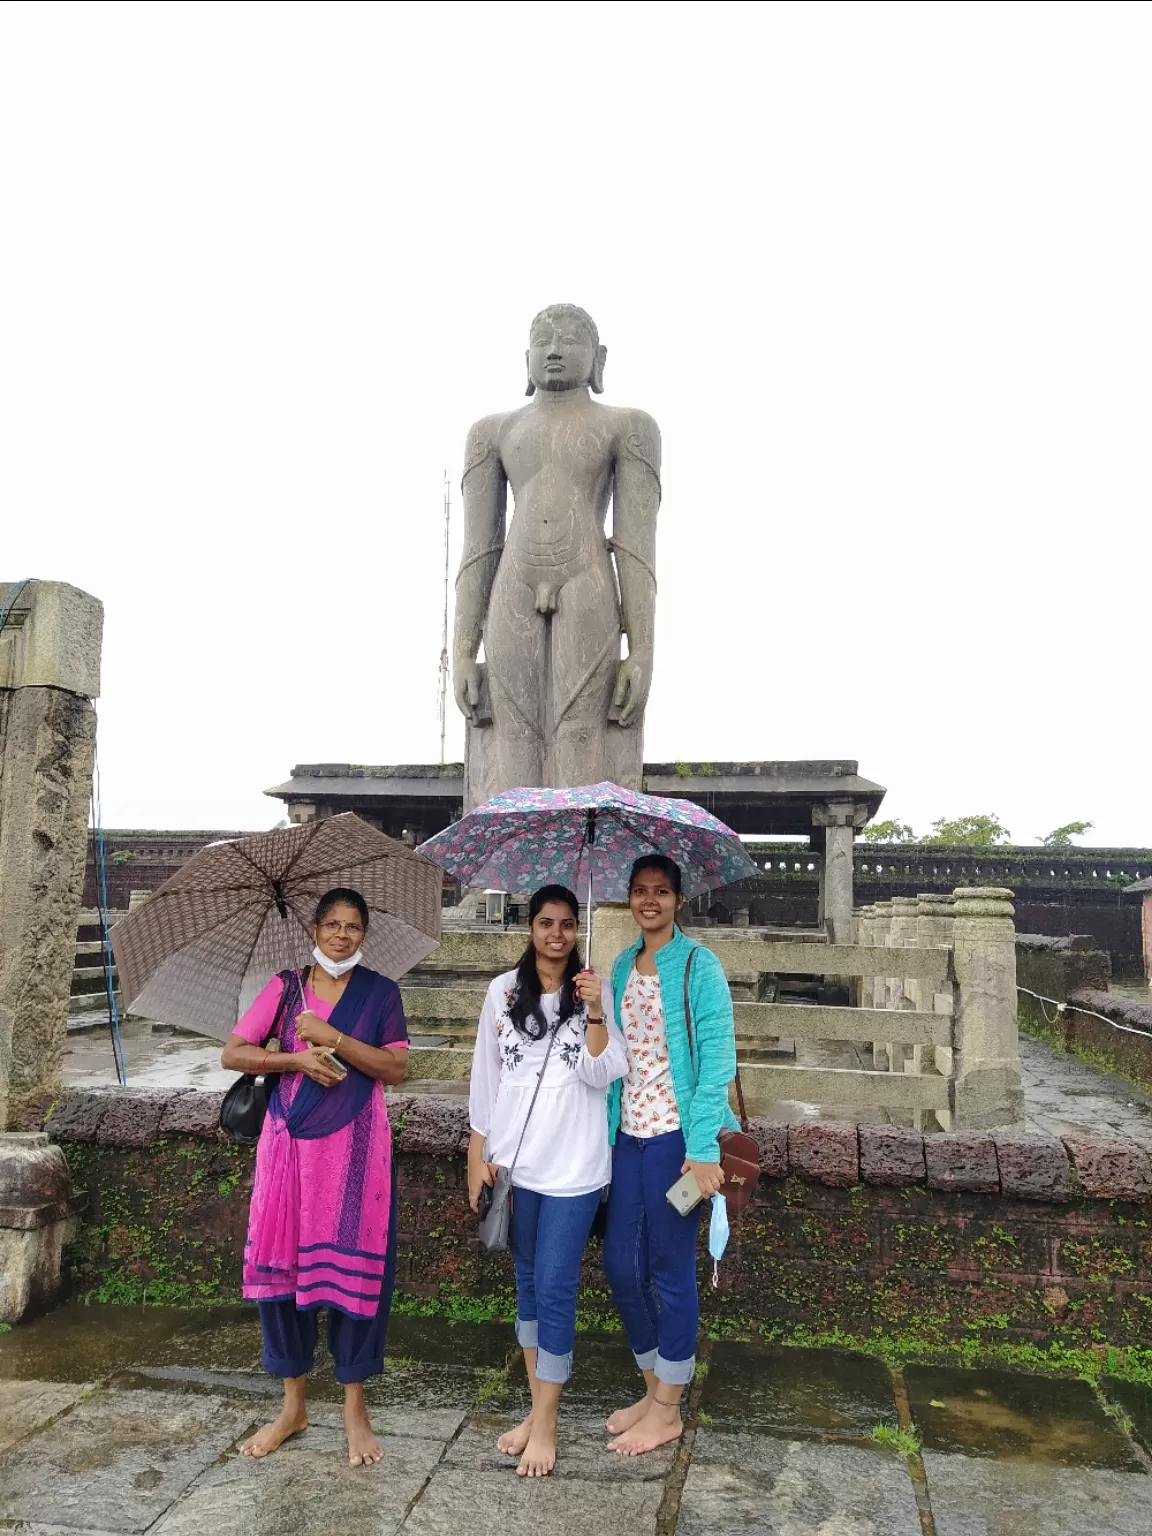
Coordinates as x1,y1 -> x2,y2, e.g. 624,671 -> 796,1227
682,944 -> 749,1135
506,1021 -> 561,1182
266,967 -> 307,1048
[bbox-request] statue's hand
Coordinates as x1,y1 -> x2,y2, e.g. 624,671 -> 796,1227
454,660 -> 484,722
612,650 -> 652,727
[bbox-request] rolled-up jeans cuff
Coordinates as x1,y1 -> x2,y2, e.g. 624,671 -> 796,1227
655,1352 -> 696,1386
515,1317 -> 538,1349
632,1347 -> 658,1373
534,1345 -> 573,1384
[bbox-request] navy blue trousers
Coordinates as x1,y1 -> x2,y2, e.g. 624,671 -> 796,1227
258,1165 -> 398,1385
601,1129 -> 704,1385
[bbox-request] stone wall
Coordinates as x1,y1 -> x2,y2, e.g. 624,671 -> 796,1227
1017,933 -> 1152,1091
35,1086 -> 1152,1349
703,844 -> 1149,968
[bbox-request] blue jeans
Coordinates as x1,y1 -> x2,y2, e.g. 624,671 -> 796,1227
601,1129 -> 703,1385
509,1185 -> 602,1385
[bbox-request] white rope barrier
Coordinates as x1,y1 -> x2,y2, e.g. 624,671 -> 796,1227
1017,985 -> 1152,1041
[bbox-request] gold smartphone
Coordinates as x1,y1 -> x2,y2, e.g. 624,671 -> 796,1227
319,1049 -> 347,1079
665,1171 -> 703,1216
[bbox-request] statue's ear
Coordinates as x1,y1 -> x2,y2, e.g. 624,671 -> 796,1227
590,344 -> 607,394
524,350 -> 536,397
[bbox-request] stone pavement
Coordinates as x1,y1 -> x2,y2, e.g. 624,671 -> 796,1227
3,1306 -> 1152,1534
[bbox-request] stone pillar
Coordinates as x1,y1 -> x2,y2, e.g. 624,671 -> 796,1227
812,802 -> 868,944
0,581 -> 102,1130
590,902 -> 639,979
917,893 -> 956,1129
0,1131 -> 84,1321
950,887 -> 1024,1130
870,901 -> 892,1013
885,897 -> 920,1080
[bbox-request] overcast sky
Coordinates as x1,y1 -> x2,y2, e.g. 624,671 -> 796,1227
2,1 -> 1148,845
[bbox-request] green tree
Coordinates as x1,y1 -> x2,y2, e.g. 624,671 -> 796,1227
859,819 -> 915,843
1040,821 -> 1093,848
922,814 -> 1011,847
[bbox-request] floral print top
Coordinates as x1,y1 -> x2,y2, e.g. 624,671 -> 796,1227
620,966 -> 682,1138
469,969 -> 628,1197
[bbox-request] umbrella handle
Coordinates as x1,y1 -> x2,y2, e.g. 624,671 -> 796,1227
585,862 -> 593,968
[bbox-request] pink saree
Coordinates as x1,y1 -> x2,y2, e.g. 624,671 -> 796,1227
235,965 -> 408,1319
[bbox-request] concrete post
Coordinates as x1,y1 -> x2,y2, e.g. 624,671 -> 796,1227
0,581 -> 102,1130
950,887 -> 1024,1130
812,802 -> 869,944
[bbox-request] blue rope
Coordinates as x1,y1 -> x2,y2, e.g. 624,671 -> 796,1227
90,754 -> 127,1084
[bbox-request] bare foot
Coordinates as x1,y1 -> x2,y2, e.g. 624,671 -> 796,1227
240,1407 -> 308,1458
605,1393 -> 652,1436
497,1414 -> 534,1456
608,1406 -> 683,1457
345,1401 -> 384,1467
517,1419 -> 557,1477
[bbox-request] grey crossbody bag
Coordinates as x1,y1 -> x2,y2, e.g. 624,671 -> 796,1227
477,1022 -> 560,1253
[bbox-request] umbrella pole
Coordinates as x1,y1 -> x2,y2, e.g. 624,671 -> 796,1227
585,863 -> 594,968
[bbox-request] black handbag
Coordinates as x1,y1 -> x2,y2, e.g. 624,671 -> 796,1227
219,969 -> 305,1145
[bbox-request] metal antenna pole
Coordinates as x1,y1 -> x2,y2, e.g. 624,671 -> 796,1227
438,472 -> 451,764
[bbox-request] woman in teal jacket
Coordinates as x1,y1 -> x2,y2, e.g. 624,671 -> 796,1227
601,854 -> 738,1456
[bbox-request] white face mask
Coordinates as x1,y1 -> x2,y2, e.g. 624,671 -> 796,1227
312,945 -> 362,979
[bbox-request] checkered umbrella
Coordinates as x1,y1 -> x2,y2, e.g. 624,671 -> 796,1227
111,813 -> 442,1039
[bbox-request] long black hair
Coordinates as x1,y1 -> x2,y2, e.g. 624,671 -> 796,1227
508,884 -> 582,1041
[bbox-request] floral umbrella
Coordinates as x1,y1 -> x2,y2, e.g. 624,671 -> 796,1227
418,781 -> 758,947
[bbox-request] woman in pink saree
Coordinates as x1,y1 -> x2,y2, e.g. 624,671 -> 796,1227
220,888 -> 408,1466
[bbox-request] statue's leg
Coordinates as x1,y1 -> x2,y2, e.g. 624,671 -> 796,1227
483,566 -> 546,794
549,565 -> 621,789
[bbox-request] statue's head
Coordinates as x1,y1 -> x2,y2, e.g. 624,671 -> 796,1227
525,304 -> 606,396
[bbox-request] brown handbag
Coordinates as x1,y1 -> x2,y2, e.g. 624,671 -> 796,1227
683,947 -> 761,1216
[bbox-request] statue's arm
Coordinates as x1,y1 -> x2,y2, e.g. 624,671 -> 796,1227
453,414 -> 508,721
610,408 -> 662,727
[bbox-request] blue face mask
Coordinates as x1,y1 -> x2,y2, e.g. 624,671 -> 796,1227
708,1193 -> 730,1288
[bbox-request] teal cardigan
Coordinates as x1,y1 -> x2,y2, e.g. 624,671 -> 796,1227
608,927 -> 740,1163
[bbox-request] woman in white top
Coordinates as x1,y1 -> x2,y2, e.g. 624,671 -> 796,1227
468,883 -> 628,1478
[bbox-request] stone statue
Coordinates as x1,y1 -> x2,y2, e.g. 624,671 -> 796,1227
453,305 -> 661,808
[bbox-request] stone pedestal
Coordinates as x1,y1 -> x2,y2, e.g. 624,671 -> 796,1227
0,581 -> 102,1130
0,1132 -> 85,1321
950,887 -> 1024,1130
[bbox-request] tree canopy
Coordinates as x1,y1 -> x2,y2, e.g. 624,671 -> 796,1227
1040,821 -> 1094,848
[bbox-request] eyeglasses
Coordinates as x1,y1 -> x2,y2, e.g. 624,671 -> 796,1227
318,920 -> 364,936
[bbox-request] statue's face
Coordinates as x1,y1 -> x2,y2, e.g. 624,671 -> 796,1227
527,312 -> 597,392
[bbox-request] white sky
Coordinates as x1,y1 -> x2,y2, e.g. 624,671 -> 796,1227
2,0 -> 1148,845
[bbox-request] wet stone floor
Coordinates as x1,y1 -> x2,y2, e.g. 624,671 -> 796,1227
3,1309 -> 1152,1534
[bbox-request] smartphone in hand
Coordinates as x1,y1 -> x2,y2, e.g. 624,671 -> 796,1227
318,1049 -> 348,1079
665,1171 -> 703,1216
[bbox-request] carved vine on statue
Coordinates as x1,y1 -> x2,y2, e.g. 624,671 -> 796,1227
453,304 -> 661,808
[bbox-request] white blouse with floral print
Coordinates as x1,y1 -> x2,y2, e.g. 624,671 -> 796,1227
619,966 -> 682,1138
469,969 -> 628,1197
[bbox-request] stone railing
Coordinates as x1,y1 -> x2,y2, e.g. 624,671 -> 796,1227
398,887 -> 1022,1132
